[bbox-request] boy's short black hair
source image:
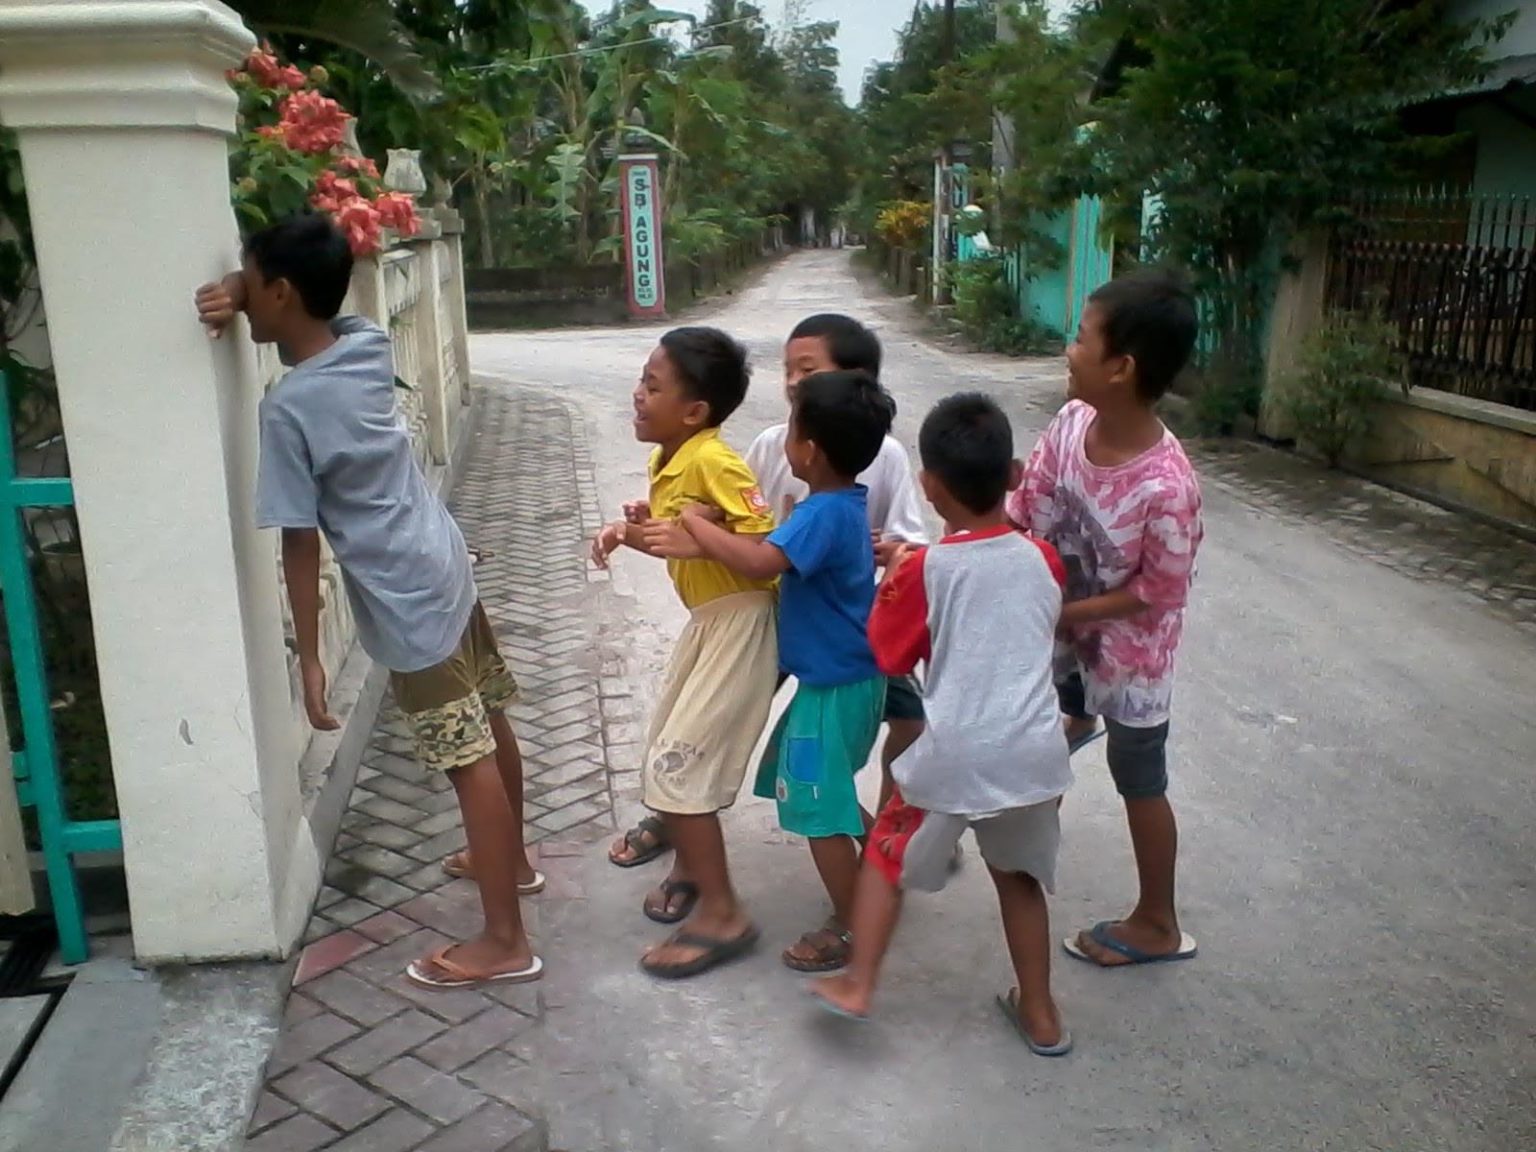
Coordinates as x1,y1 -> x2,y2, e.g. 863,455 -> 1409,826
1087,268 -> 1199,403
789,314 -> 882,379
244,214 -> 354,320
660,326 -> 750,427
793,370 -> 895,479
918,393 -> 1014,514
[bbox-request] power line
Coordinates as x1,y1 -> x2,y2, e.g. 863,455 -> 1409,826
465,15 -> 761,71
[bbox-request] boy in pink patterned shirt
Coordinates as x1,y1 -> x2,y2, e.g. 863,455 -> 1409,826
1008,270 -> 1203,970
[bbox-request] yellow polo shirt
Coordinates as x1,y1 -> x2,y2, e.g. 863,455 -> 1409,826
649,428 -> 777,609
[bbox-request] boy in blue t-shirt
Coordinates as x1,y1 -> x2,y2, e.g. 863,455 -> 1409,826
655,369 -> 895,972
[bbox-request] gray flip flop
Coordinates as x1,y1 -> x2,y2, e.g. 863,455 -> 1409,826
641,924 -> 761,980
995,991 -> 1073,1057
642,878 -> 699,924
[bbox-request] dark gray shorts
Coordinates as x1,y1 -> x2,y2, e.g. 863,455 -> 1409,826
883,674 -> 924,723
1057,673 -> 1169,799
785,671 -> 925,723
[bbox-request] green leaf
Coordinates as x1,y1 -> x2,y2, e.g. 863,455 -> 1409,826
225,0 -> 441,101
612,7 -> 696,35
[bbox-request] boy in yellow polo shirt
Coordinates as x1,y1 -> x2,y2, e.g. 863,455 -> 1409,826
591,326 -> 778,979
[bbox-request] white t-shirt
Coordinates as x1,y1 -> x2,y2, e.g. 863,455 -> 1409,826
744,424 -> 929,543
870,527 -> 1072,815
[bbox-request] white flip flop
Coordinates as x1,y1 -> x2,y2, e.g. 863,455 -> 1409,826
406,948 -> 544,989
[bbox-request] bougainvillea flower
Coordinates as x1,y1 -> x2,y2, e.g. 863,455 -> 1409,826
277,90 -> 351,155
333,197 -> 385,257
375,192 -> 422,238
337,154 -> 382,181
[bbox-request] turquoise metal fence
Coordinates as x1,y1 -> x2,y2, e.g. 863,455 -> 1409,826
1006,195 -> 1115,340
0,369 -> 119,963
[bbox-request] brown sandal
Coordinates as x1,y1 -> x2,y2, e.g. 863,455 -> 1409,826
782,922 -> 852,973
608,815 -> 670,868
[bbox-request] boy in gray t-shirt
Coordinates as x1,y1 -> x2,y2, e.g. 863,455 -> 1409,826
196,215 -> 542,989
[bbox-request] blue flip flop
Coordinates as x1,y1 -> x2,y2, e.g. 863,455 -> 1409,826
1064,920 -> 1198,966
808,985 -> 869,1023
994,990 -> 1073,1057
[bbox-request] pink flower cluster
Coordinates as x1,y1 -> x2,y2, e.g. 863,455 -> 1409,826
231,47 -> 421,257
311,173 -> 422,255
273,90 -> 351,155
241,47 -> 307,92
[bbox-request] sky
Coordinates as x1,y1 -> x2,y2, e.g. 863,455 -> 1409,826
608,1 -> 900,104
582,3 -> 1078,106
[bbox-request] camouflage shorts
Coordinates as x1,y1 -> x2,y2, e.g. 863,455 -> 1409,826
391,603 -> 519,773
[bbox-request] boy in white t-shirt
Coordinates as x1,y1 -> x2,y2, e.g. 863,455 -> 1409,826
607,315 -> 932,879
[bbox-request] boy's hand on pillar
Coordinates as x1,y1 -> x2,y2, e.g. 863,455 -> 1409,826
194,272 -> 246,339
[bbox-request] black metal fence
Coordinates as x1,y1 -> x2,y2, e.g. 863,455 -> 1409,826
1326,191 -> 1535,411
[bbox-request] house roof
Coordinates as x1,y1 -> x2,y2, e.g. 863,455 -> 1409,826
1451,51 -> 1536,95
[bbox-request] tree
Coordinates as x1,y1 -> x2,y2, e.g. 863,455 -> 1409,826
1075,0 -> 1507,425
227,0 -> 439,99
857,0 -> 997,211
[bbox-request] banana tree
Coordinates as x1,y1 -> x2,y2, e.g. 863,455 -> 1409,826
524,3 -> 693,261
224,0 -> 440,99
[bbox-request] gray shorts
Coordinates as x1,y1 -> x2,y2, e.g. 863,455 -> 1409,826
875,796 -> 1061,895
1058,672 -> 1170,799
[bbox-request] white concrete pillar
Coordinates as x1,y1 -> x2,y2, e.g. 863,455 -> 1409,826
0,0 -> 315,961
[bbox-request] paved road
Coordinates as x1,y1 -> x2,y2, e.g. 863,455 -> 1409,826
470,249 -> 1536,1152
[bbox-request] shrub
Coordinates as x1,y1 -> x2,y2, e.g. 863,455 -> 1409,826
874,200 -> 930,249
227,45 -> 419,256
1282,311 -> 1405,467
945,255 -> 1061,357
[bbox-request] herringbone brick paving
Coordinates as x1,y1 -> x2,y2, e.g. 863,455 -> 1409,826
247,389 -> 613,1152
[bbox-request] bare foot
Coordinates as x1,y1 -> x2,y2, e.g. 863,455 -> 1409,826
1073,916 -> 1186,967
1003,987 -> 1064,1049
810,973 -> 871,1019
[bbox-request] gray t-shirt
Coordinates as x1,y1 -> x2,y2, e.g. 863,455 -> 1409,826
256,316 -> 475,673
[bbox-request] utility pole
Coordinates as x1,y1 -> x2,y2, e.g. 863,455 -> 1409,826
993,0 -> 1016,186
933,0 -> 959,302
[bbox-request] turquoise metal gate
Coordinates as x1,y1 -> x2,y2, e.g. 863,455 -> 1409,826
0,369 -> 120,963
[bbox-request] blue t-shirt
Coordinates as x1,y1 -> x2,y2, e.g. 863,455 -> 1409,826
769,486 -> 879,686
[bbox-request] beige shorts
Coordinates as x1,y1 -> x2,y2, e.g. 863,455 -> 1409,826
390,603 -> 518,773
644,591 -> 778,815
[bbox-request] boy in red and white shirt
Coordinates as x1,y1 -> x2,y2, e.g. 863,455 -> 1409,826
811,394 -> 1074,1057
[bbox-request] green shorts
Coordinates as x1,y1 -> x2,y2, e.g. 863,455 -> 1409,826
754,676 -> 886,839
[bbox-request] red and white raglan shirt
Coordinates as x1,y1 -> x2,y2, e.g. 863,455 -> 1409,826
869,527 -> 1072,816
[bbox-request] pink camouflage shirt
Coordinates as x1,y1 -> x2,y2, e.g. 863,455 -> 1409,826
1008,400 -> 1203,728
